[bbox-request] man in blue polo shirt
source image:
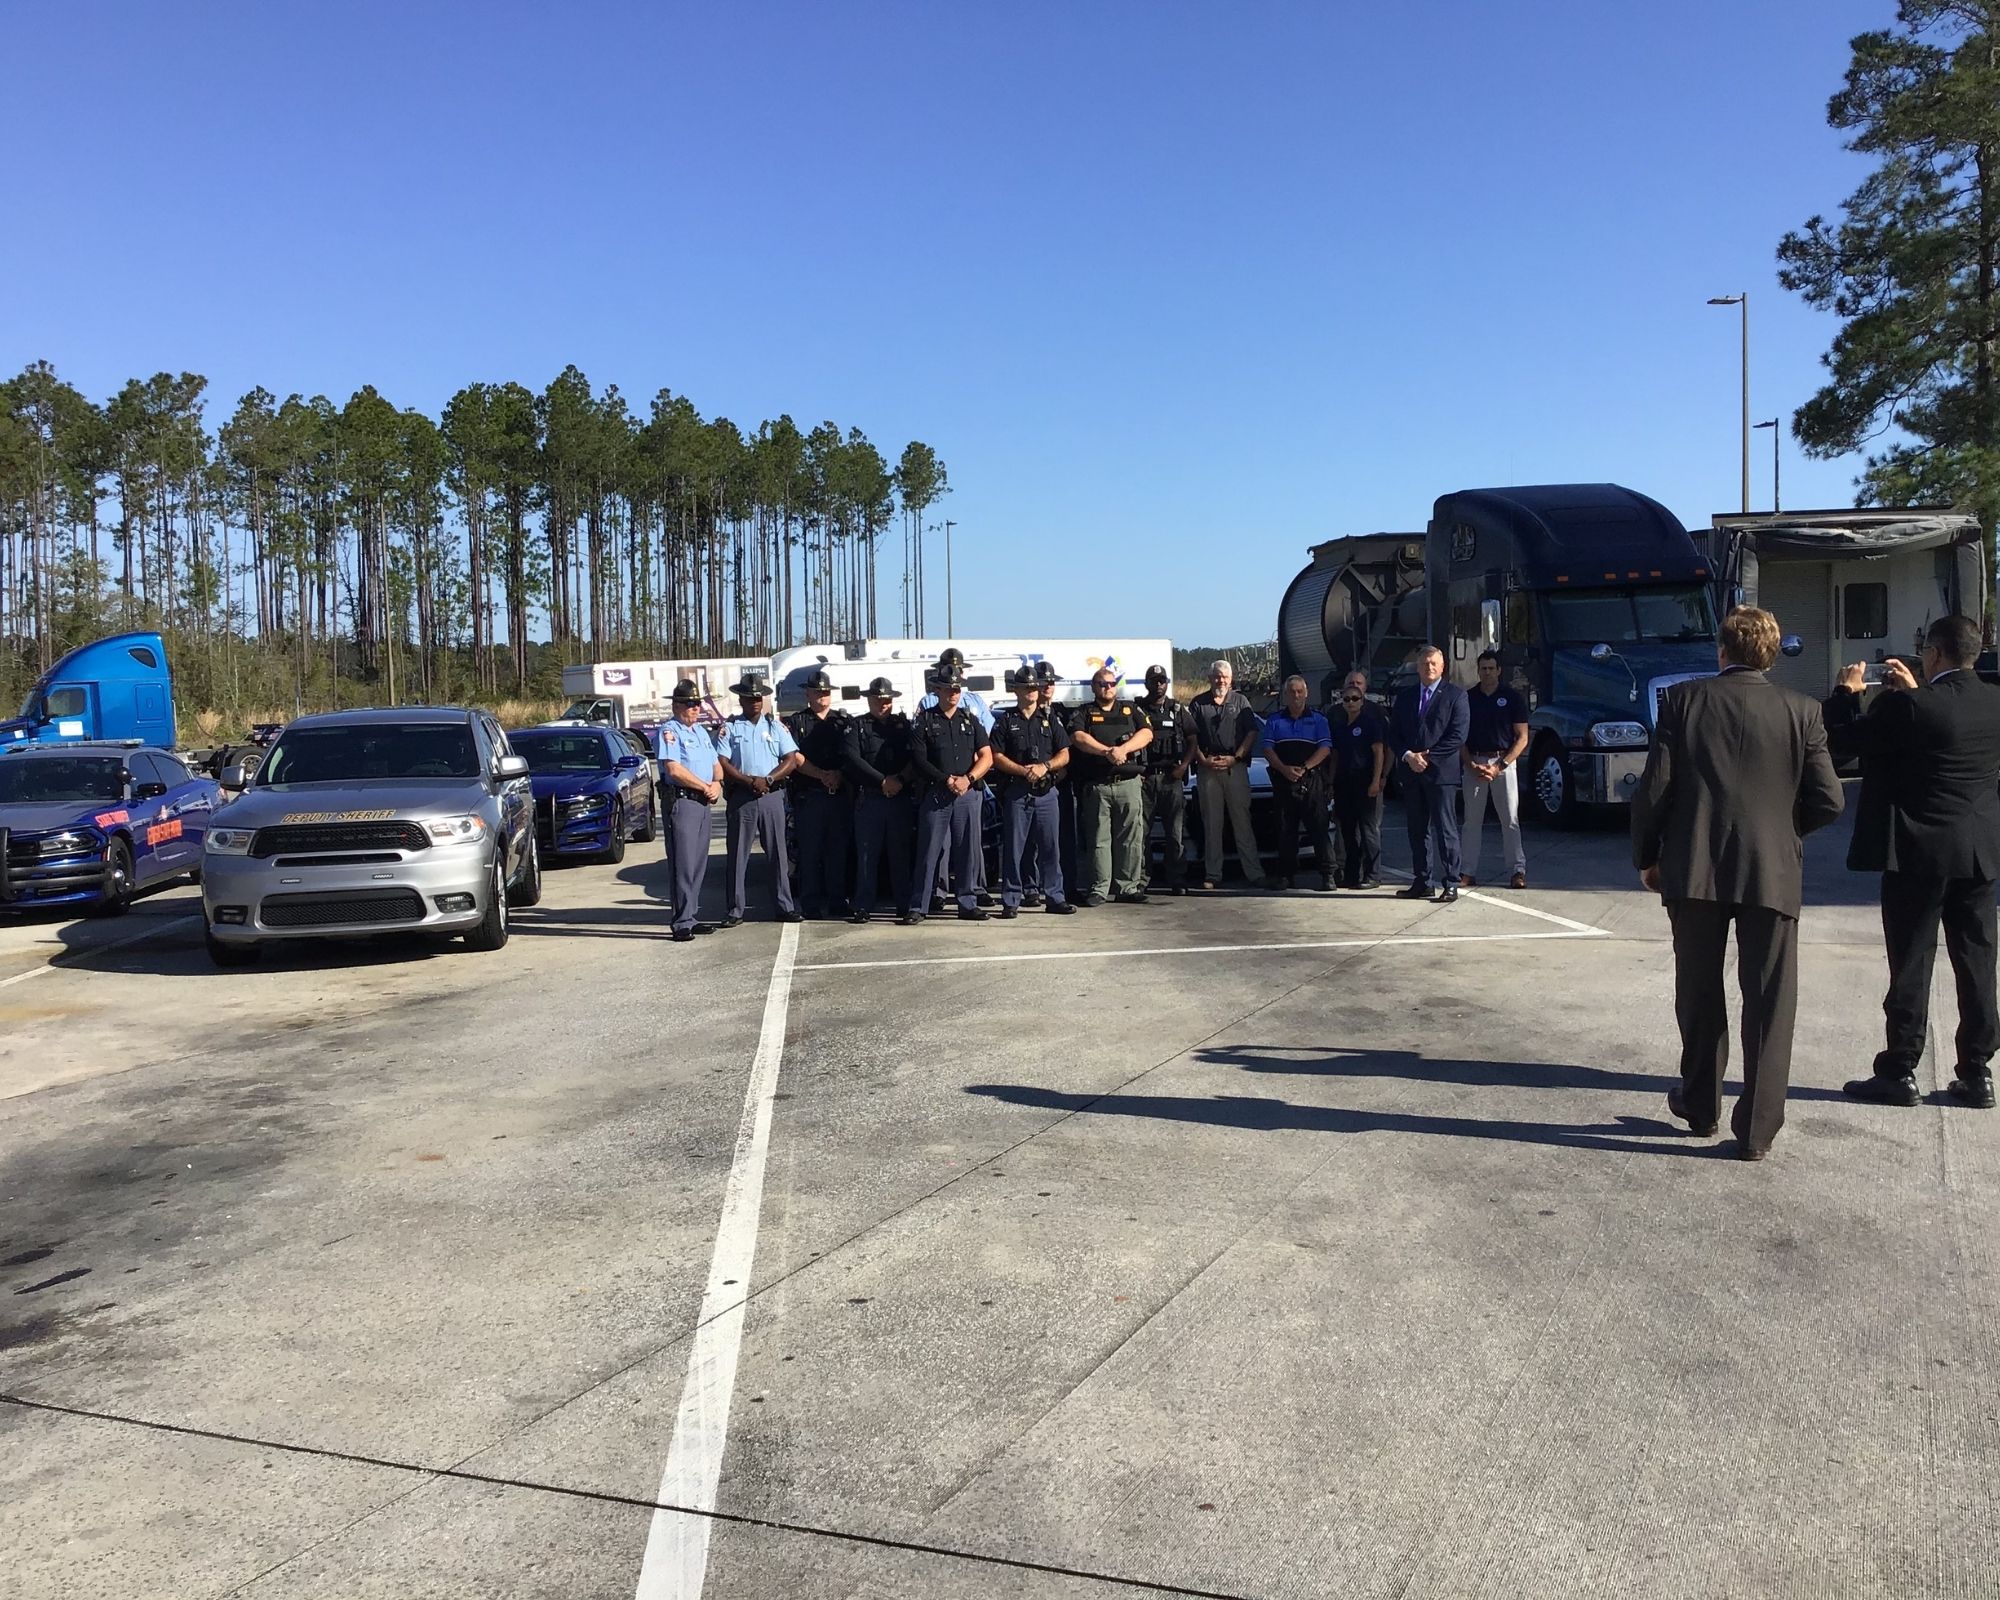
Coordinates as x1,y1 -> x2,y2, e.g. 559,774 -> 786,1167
1260,674 -> 1335,891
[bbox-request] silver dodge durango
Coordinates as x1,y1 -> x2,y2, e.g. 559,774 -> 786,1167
201,706 -> 541,966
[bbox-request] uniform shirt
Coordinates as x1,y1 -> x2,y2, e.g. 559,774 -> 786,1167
989,705 -> 1069,785
916,686 -> 993,731
1068,699 -> 1148,783
1260,707 -> 1332,770
719,713 -> 799,779
1466,684 -> 1530,753
784,707 -> 850,787
656,718 -> 723,789
1137,695 -> 1196,772
1331,703 -> 1389,781
843,712 -> 913,790
910,704 -> 990,783
1188,688 -> 1258,758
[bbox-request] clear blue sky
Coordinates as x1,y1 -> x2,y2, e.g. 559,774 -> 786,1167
4,0 -> 1892,647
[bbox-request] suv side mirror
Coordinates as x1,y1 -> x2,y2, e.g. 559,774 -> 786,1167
1779,634 -> 1804,658
130,781 -> 169,802
495,753 -> 530,782
220,764 -> 247,792
1589,643 -> 1614,663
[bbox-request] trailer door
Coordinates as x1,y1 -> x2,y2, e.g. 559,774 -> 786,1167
1758,562 -> 1832,696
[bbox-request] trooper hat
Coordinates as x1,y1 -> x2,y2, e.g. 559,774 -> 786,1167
927,662 -> 965,689
937,646 -> 966,669
1033,660 -> 1060,684
1144,663 -> 1170,684
1006,664 -> 1039,689
864,675 -> 900,700
670,679 -> 703,705
729,670 -> 774,698
801,668 -> 834,693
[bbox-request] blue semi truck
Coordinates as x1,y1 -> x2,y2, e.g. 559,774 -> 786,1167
1,631 -> 178,751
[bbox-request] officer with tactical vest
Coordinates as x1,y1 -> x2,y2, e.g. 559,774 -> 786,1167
784,669 -> 853,919
910,662 -> 992,921
655,680 -> 722,941
988,665 -> 1077,917
842,675 -> 921,925
1068,667 -> 1154,905
1136,663 -> 1197,895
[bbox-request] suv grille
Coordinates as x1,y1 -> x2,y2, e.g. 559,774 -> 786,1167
250,822 -> 429,858
260,889 -> 427,927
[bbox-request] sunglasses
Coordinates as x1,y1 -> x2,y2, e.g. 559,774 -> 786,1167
1342,694 -> 1364,702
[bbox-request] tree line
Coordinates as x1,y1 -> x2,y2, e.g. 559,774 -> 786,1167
0,361 -> 950,718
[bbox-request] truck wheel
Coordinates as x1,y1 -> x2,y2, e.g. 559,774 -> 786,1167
88,838 -> 135,917
462,857 -> 511,951
205,923 -> 261,967
632,791 -> 658,842
507,835 -> 543,908
603,816 -> 627,865
1527,737 -> 1582,829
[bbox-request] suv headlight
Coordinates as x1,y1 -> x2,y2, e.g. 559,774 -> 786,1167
426,815 -> 488,844
37,829 -> 99,858
1587,721 -> 1648,749
206,827 -> 256,855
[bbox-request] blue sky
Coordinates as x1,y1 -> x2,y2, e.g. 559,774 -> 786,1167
4,0 -> 1892,646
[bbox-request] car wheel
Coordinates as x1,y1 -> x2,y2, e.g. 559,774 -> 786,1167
205,922 -> 261,967
632,790 -> 658,842
88,838 -> 135,917
1526,736 -> 1582,828
603,813 -> 627,865
507,835 -> 543,908
462,855 -> 511,951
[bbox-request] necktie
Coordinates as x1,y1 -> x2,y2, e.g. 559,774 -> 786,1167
1420,685 -> 1433,715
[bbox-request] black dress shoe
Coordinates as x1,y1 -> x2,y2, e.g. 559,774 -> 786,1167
1947,1073 -> 1997,1109
1084,893 -> 1107,908
957,906 -> 989,922
999,905 -> 1018,919
1319,878 -> 1336,892
777,910 -> 804,923
1665,1086 -> 1717,1137
1045,900 -> 1077,915
1843,1073 -> 1920,1106
846,910 -> 870,925
1114,891 -> 1150,905
1736,1141 -> 1770,1162
895,912 -> 922,926
720,915 -> 744,930
1359,878 -> 1382,891
1024,893 -> 1045,907
1432,886 -> 1459,904
1267,880 -> 1291,893
672,928 -> 694,943
692,922 -> 715,935
1396,883 -> 1432,899
1166,884 -> 1187,896
976,892 -> 996,909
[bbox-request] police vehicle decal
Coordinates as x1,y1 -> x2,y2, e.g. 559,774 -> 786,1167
282,809 -> 398,823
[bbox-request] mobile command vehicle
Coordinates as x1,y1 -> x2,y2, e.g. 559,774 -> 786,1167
0,743 -> 217,913
767,638 -> 1172,714
1279,483 -> 1724,825
201,706 -> 539,966
559,657 -> 768,729
0,631 -> 176,749
508,723 -> 657,863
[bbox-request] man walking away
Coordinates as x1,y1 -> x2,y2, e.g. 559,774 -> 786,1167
1261,675 -> 1335,891
1633,606 -> 1844,1160
1068,668 -> 1155,904
843,676 -> 921,926
1390,646 -> 1470,903
1189,659 -> 1267,889
1827,615 -> 2000,1110
717,671 -> 804,928
1461,650 -> 1530,889
1136,664 -> 1196,895
657,680 -> 722,942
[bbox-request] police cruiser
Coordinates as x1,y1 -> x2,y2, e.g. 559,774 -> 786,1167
201,706 -> 539,967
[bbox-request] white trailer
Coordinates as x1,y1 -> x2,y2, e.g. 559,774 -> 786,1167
558,656 -> 769,728
766,638 -> 1172,712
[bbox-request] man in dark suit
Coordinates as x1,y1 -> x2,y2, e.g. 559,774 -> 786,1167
1632,606 -> 1845,1159
1826,614 -> 2000,1109
1390,645 -> 1471,904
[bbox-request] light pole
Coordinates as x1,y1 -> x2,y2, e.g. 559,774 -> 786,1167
1707,293 -> 1749,513
1752,418 -> 1780,512
943,519 -> 956,636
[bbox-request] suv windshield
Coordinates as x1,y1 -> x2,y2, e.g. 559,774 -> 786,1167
510,731 -> 612,773
0,757 -> 126,805
259,724 -> 481,784
1544,585 -> 1716,646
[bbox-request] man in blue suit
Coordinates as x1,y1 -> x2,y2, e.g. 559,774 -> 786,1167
1390,645 -> 1471,903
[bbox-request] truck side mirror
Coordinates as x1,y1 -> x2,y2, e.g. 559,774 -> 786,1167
1780,634 -> 1804,657
220,764 -> 247,792
615,753 -> 643,770
1589,643 -> 1614,663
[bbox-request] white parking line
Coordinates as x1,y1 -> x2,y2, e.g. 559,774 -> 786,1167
634,919 -> 800,1600
0,913 -> 199,990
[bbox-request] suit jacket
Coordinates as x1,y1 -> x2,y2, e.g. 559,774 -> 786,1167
1631,667 -> 1843,917
1390,680 -> 1470,787
1822,669 -> 2000,879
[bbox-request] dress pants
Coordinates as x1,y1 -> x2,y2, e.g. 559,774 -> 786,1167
1077,777 -> 1145,898
725,788 -> 798,920
1196,763 -> 1265,884
1461,758 -> 1526,880
1001,784 -> 1067,909
1667,899 -> 1799,1151
1055,780 -> 1079,896
1271,768 -> 1333,883
1876,871 -> 2000,1078
917,785 -> 983,913
789,785 -> 852,916
667,795 -> 713,935
1333,777 -> 1382,887
1140,769 -> 1188,890
1402,771 -> 1461,889
850,787 -> 914,917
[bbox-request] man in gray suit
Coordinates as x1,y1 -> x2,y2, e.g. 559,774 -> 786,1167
1632,606 -> 1845,1159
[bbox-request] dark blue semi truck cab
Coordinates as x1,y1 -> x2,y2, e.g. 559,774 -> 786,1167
1,632 -> 177,751
1425,485 -> 1719,824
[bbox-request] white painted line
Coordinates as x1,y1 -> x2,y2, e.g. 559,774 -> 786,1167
1377,867 -> 1605,936
0,914 -> 199,990
795,927 -> 1602,973
634,919 -> 799,1600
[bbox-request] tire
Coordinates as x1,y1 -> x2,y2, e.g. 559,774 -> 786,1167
603,813 -> 627,864
88,838 -> 135,917
1525,736 -> 1583,829
507,835 -> 543,908
462,855 -> 511,951
205,923 -> 261,967
632,788 -> 658,842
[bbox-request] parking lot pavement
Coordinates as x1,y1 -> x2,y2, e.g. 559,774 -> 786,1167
4,805 -> 1999,1597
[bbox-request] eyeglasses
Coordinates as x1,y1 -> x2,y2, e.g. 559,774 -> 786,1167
1341,694 -> 1363,702
1093,681 -> 1116,690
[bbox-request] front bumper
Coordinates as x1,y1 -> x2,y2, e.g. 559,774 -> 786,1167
201,845 -> 495,941
535,799 -> 617,856
0,828 -> 113,909
1571,749 -> 1648,805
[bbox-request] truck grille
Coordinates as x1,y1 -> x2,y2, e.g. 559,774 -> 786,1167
250,822 -> 430,858
260,889 -> 428,927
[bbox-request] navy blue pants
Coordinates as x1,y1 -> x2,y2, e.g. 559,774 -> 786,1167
917,785 -> 983,913
726,789 -> 798,919
852,788 -> 915,916
1056,780 -> 1079,894
790,785 -> 852,916
1403,772 -> 1461,891
668,795 -> 713,935
1001,784 -> 1066,909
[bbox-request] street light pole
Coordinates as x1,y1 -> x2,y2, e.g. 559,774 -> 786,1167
943,519 -> 956,636
1707,293 -> 1750,513
1752,418 -> 1780,512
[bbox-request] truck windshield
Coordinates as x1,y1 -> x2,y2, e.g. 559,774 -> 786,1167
559,699 -> 617,723
509,731 -> 612,773
1544,586 -> 1716,646
0,757 -> 126,805
258,725 -> 482,784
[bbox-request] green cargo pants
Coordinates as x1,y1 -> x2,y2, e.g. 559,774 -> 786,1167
1078,776 -> 1146,899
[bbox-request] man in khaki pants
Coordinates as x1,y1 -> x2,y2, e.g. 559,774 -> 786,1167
1189,660 -> 1267,889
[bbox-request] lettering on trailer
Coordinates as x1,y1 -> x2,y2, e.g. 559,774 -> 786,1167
281,809 -> 397,823
145,818 -> 182,847
603,668 -> 633,686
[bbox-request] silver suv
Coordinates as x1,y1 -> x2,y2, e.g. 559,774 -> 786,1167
201,707 -> 540,966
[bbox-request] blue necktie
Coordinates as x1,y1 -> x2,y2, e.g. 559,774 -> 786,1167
1420,685 -> 1433,715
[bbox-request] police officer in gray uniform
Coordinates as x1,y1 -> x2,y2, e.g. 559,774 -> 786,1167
656,680 -> 722,941
988,665 -> 1077,917
843,676 -> 921,925
911,663 -> 993,921
717,670 -> 803,927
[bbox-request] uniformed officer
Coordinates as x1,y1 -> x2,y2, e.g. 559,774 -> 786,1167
988,666 -> 1077,917
916,647 -> 994,730
656,680 -> 722,942
784,669 -> 853,919
1136,663 -> 1197,895
1068,668 -> 1155,905
842,676 -> 921,925
717,671 -> 803,927
1035,658 -> 1079,901
910,663 -> 992,921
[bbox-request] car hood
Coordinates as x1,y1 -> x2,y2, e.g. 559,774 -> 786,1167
216,779 -> 494,825
0,801 -> 113,833
529,771 -> 617,801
